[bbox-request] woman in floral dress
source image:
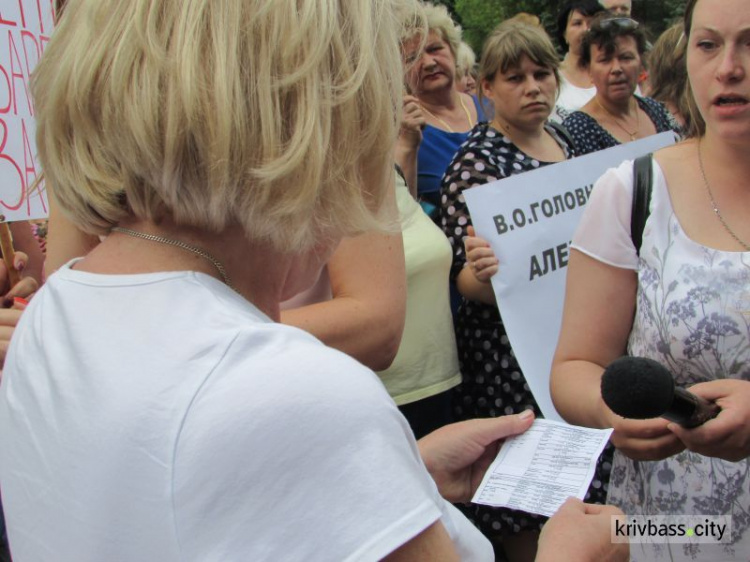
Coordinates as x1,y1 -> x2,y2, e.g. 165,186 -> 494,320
551,0 -> 750,560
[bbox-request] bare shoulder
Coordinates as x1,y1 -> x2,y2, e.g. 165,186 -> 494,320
460,91 -> 478,118
653,139 -> 697,180
652,139 -> 706,233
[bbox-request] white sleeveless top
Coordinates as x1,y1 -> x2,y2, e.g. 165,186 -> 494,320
573,159 -> 750,561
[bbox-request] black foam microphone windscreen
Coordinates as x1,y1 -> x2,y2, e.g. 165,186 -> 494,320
601,356 -> 720,428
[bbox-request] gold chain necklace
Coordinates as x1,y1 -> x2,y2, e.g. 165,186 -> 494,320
420,95 -> 474,133
595,97 -> 640,141
697,141 -> 750,251
111,227 -> 236,290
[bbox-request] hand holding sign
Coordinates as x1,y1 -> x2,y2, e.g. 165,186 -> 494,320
464,225 -> 499,283
463,133 -> 677,421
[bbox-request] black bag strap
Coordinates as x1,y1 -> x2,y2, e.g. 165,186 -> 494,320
547,120 -> 576,153
631,153 -> 654,256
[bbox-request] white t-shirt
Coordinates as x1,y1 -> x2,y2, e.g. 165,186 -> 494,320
551,75 -> 596,123
0,265 -> 491,562
552,76 -> 643,124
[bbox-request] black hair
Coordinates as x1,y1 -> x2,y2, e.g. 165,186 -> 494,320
556,0 -> 607,53
579,14 -> 648,68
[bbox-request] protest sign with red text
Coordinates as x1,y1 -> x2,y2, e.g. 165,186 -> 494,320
0,0 -> 54,221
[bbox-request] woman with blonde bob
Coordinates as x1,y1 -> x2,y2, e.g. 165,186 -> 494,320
0,0 -> 628,560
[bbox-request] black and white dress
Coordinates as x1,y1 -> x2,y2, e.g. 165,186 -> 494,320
439,122 -> 608,538
563,96 -> 680,156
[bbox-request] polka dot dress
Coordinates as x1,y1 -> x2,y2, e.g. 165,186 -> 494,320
439,122 -> 611,537
563,96 -> 681,156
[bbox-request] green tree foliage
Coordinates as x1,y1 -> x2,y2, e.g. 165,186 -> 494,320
453,0 -> 505,51
430,0 -> 689,58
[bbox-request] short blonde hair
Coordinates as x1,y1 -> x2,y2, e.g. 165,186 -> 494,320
402,2 -> 461,56
34,0 -> 415,252
507,12 -> 542,28
456,42 -> 476,76
479,22 -> 561,112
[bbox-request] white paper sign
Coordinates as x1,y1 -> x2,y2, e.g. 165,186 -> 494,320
464,133 -> 677,421
472,419 -> 613,517
0,0 -> 54,221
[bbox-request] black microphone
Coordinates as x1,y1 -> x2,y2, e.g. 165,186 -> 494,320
601,356 -> 720,428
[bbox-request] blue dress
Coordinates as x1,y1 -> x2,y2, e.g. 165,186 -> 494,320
416,96 -> 486,216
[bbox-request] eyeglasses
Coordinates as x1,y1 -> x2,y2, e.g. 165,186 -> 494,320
595,17 -> 639,32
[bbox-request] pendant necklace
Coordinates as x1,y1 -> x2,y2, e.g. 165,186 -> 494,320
421,95 -> 474,133
697,141 -> 750,251
111,226 -> 236,290
596,97 -> 640,141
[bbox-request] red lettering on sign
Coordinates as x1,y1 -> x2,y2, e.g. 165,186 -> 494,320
15,0 -> 26,28
0,63 -> 10,114
7,29 -> 32,116
0,12 -> 18,27
0,117 -> 25,211
21,30 -> 40,80
21,118 -> 42,214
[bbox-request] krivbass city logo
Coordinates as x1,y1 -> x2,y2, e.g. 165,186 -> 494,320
611,516 -> 732,544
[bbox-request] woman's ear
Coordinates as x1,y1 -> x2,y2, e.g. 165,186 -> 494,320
481,77 -> 493,99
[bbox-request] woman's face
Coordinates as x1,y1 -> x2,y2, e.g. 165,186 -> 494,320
565,10 -> 592,56
483,55 -> 557,131
403,30 -> 457,96
686,0 -> 750,140
457,71 -> 477,95
588,35 -> 641,104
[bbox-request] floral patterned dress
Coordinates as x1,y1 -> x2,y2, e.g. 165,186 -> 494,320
574,159 -> 750,561
439,122 -> 597,538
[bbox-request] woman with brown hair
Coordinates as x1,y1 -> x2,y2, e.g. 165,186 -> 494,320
552,0 -> 750,559
552,0 -> 607,122
440,21 -> 583,562
562,14 -> 680,154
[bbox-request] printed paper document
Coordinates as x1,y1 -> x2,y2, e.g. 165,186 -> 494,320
472,419 -> 613,517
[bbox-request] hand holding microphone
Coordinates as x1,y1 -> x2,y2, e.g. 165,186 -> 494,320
601,356 -> 720,428
601,357 -> 750,462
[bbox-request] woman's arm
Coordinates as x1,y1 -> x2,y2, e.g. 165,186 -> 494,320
551,249 -> 685,461
281,229 -> 406,372
551,249 -> 636,427
439,134 -> 503,306
395,95 -> 425,197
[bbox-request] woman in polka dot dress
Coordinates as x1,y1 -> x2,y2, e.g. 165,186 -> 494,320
439,22 -> 598,560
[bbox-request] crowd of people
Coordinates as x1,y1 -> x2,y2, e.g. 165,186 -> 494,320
0,0 -> 747,560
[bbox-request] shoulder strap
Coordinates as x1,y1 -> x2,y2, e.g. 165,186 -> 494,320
547,120 -> 576,152
631,153 -> 654,256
